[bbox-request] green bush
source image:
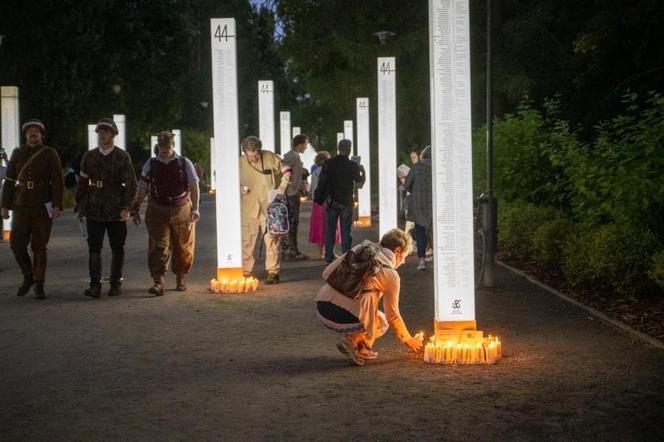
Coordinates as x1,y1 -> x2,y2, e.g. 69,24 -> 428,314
562,223 -> 658,295
531,218 -> 576,270
648,250 -> 664,290
498,200 -> 559,259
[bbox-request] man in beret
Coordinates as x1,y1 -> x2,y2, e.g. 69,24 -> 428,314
76,118 -> 137,298
1,119 -> 64,299
131,131 -> 200,296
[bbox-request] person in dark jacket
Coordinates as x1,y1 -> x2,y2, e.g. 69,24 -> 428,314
1,119 -> 64,299
76,118 -> 138,298
314,139 -> 365,263
404,146 -> 432,270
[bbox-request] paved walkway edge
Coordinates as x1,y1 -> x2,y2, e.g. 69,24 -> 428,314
497,260 -> 664,351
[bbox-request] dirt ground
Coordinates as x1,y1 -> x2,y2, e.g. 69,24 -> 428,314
1,194 -> 663,441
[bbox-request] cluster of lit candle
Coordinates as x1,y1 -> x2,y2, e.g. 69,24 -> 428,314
353,217 -> 372,228
423,334 -> 501,365
209,277 -> 259,293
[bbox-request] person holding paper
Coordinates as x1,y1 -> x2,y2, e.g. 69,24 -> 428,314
239,135 -> 291,284
76,118 -> 138,298
1,119 -> 64,299
131,131 -> 200,296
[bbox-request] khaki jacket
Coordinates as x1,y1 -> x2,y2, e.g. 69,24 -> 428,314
0,143 -> 64,210
239,151 -> 289,220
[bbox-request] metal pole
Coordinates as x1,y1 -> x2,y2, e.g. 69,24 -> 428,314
483,0 -> 497,287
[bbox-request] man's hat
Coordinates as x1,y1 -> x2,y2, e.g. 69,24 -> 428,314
95,118 -> 119,135
157,131 -> 175,147
21,119 -> 45,135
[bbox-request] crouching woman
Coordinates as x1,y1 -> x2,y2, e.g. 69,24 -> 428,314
315,228 -> 423,365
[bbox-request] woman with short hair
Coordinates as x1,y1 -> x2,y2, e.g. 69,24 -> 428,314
315,228 -> 423,365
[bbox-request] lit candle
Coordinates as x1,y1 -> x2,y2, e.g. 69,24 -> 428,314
238,278 -> 246,293
220,278 -> 228,293
210,279 -> 218,293
252,278 -> 259,291
486,342 -> 497,364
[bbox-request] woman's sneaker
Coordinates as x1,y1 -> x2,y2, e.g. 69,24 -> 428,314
417,258 -> 427,271
336,337 -> 365,366
357,343 -> 379,360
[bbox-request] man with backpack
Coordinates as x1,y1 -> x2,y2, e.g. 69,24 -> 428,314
1,119 -> 64,299
76,118 -> 138,298
131,131 -> 200,296
239,135 -> 291,284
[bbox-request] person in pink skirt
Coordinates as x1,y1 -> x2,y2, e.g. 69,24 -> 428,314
309,151 -> 340,259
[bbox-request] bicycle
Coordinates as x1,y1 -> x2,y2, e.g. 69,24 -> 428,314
474,192 -> 489,288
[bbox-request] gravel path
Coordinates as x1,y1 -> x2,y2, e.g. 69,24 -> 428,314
1,194 -> 663,441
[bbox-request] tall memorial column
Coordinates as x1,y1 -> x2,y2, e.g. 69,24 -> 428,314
258,81 -> 275,152
336,132 -> 343,145
150,135 -> 157,157
343,120 -> 354,153
430,0 -> 476,332
173,129 -> 182,155
210,18 -> 244,282
421,0 -> 502,365
377,57 -> 397,237
291,126 -> 300,138
1,86 -> 19,240
88,124 -> 96,150
279,111 -> 291,155
113,114 -> 126,150
356,98 -> 371,227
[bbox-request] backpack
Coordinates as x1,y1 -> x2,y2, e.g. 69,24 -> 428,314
267,194 -> 290,236
325,243 -> 381,299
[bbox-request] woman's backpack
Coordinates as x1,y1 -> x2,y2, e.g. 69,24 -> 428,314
267,194 -> 290,236
326,244 -> 378,299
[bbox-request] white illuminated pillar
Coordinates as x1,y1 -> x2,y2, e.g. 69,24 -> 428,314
343,120 -> 354,154
88,124 -> 97,150
211,18 -> 243,281
279,111 -> 291,155
377,57 -> 397,237
356,98 -> 371,227
336,132 -> 343,144
209,137 -> 216,191
172,129 -> 182,155
429,0 -> 476,330
292,126 -> 301,138
1,86 -> 19,240
113,114 -> 126,150
151,136 -> 157,158
258,81 -> 275,152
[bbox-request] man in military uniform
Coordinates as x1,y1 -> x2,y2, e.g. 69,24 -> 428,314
131,131 -> 200,296
239,135 -> 291,284
1,119 -> 64,299
75,118 -> 137,298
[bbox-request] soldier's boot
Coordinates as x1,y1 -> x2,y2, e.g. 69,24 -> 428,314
176,274 -> 187,292
15,252 -> 34,297
84,253 -> 102,298
107,254 -> 124,296
32,252 -> 47,300
149,275 -> 165,296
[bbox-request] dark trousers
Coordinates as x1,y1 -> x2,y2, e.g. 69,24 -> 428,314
325,202 -> 353,262
282,194 -> 301,254
414,223 -> 428,258
10,207 -> 53,282
86,219 -> 127,285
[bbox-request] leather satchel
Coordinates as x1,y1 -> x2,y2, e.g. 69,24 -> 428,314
326,245 -> 375,299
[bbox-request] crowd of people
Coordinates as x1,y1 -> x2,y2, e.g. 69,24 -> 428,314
1,117 -> 429,366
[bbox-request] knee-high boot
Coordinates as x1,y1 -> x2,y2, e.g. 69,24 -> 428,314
32,251 -> 47,299
84,253 -> 102,298
108,254 -> 124,296
14,251 -> 34,297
